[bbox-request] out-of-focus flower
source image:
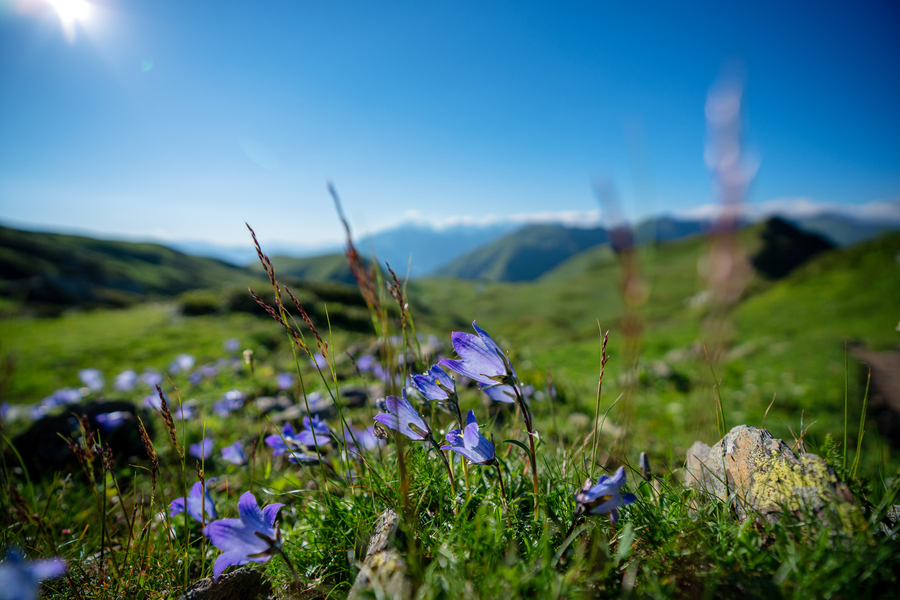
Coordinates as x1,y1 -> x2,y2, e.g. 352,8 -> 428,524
440,321 -> 517,387
265,423 -> 300,456
169,354 -> 195,375
114,369 -> 138,392
41,389 -> 81,409
342,426 -> 382,453
213,389 -> 245,417
78,368 -> 104,392
95,411 -> 128,434
203,492 -> 284,580
355,354 -> 375,373
574,466 -> 637,524
189,438 -> 214,461
441,410 -> 495,465
275,372 -> 294,391
221,441 -> 246,465
141,370 -> 163,388
143,393 -> 163,411
0,402 -> 7,421
373,392 -> 431,442
295,415 -> 333,448
309,354 -> 328,369
224,338 -> 240,353
172,401 -> 197,421
169,478 -> 218,524
0,547 -> 66,600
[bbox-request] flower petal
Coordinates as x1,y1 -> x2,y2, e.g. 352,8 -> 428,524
237,492 -> 269,534
262,503 -> 284,528
212,550 -> 252,580
203,518 -> 269,554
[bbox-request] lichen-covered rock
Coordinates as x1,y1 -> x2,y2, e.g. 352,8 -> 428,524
684,425 -> 861,528
347,509 -> 413,600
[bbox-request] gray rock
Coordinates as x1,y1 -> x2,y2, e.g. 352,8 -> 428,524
347,509 -> 413,600
178,565 -> 273,600
253,396 -> 294,416
684,425 -> 861,527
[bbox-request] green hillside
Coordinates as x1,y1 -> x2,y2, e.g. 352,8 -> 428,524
0,226 -> 261,308
252,253 -> 358,284
437,224 -> 608,281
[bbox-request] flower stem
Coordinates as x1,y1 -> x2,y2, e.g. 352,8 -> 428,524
513,385 -> 540,520
430,436 -> 457,515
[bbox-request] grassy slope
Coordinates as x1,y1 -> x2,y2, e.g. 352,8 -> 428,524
437,224 -> 608,281
0,226 -> 261,306
253,253 -> 358,285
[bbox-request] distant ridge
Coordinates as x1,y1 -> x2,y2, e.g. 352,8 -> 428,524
436,224 -> 609,281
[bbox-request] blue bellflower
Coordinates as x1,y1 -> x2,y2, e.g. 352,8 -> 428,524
295,415 -> 333,448
412,365 -> 457,402
373,392 -> 431,441
114,369 -> 137,392
169,478 -> 218,524
574,466 -> 637,524
441,410 -> 495,465
221,441 -> 247,465
78,368 -> 104,392
189,438 -> 214,461
440,321 -> 517,387
0,547 -> 67,600
203,492 -> 284,580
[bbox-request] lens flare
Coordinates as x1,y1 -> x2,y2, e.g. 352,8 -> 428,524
48,0 -> 90,42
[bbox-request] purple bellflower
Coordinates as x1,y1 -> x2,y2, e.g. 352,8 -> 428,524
224,338 -> 241,353
265,423 -> 299,456
114,369 -> 137,392
95,411 -> 128,434
169,354 -> 195,375
203,492 -> 285,580
574,466 -> 637,524
412,365 -> 459,407
78,368 -> 104,392
0,547 -> 67,600
275,372 -> 294,391
440,321 -> 517,388
441,410 -> 496,465
169,478 -> 218,524
140,369 -> 163,388
189,438 -> 214,461
355,354 -> 376,373
296,415 -> 333,448
221,441 -> 247,466
373,392 -> 431,442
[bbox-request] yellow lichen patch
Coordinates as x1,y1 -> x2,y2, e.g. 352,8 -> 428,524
750,455 -> 835,513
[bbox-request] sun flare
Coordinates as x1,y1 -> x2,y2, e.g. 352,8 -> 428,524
48,0 -> 90,41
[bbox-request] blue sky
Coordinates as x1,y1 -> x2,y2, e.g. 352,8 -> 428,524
1,0 -> 898,248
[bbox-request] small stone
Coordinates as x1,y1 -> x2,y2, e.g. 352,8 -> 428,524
347,509 -> 413,600
253,396 -> 293,416
178,565 -> 273,600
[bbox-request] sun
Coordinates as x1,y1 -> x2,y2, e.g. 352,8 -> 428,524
48,0 -> 90,41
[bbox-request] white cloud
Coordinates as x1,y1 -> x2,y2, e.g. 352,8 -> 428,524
674,197 -> 900,224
